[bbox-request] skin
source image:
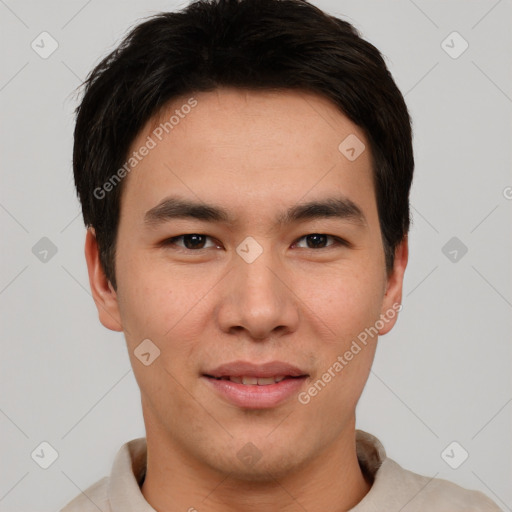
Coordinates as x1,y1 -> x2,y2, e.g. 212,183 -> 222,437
85,87 -> 408,512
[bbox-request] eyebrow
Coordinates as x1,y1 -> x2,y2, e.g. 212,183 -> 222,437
144,195 -> 366,228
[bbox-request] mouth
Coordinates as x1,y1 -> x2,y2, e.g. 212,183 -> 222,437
202,361 -> 309,409
205,375 -> 298,385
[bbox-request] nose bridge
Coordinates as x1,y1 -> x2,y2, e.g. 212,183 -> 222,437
240,249 -> 280,305
219,237 -> 298,339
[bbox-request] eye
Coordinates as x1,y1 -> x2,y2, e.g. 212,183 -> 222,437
161,233 -> 348,252
163,234 -> 218,250
294,234 -> 346,249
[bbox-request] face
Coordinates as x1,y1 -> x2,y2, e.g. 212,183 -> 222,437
86,87 -> 407,480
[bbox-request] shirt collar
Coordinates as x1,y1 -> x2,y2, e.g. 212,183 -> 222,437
107,429 -> 387,511
108,435 -> 155,511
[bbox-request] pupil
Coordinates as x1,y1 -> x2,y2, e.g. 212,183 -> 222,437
184,234 -> 205,249
307,234 -> 327,248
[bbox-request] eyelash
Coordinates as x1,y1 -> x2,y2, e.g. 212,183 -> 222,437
161,233 -> 349,252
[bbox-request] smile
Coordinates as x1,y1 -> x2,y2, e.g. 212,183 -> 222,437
207,375 -> 290,385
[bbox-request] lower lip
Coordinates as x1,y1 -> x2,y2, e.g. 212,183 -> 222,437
203,376 -> 307,409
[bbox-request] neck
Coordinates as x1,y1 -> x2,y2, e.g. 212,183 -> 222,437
141,419 -> 371,512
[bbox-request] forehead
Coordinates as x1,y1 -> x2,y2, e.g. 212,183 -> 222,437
119,87 -> 377,227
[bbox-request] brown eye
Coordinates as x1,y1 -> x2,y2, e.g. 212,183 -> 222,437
164,234 -> 217,250
294,234 -> 344,249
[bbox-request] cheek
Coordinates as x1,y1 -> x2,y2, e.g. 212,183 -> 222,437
299,272 -> 382,411
115,252 -> 210,373
116,242 -> 179,327
116,280 -> 170,340
304,264 -> 385,341
116,268 -> 202,416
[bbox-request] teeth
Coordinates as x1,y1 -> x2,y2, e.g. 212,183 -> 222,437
256,377 -> 276,385
227,376 -> 288,385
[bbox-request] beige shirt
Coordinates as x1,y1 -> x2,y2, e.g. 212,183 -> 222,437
61,430 -> 501,511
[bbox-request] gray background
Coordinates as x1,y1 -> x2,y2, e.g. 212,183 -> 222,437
1,0 -> 511,510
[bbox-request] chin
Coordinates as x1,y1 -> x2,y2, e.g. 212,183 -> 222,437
204,443 -> 310,482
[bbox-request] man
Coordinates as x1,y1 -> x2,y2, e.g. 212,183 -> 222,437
62,0 -> 501,510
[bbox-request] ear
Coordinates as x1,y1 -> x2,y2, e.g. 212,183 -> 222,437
378,236 -> 408,335
84,227 -> 123,332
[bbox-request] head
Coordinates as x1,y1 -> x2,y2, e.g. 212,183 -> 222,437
75,0 -> 412,480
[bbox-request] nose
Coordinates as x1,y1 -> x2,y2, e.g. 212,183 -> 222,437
216,244 -> 300,341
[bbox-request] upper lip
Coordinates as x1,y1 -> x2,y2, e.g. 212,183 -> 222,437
204,361 -> 308,378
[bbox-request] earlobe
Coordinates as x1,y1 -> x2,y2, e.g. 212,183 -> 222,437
84,228 -> 123,332
379,237 -> 408,335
